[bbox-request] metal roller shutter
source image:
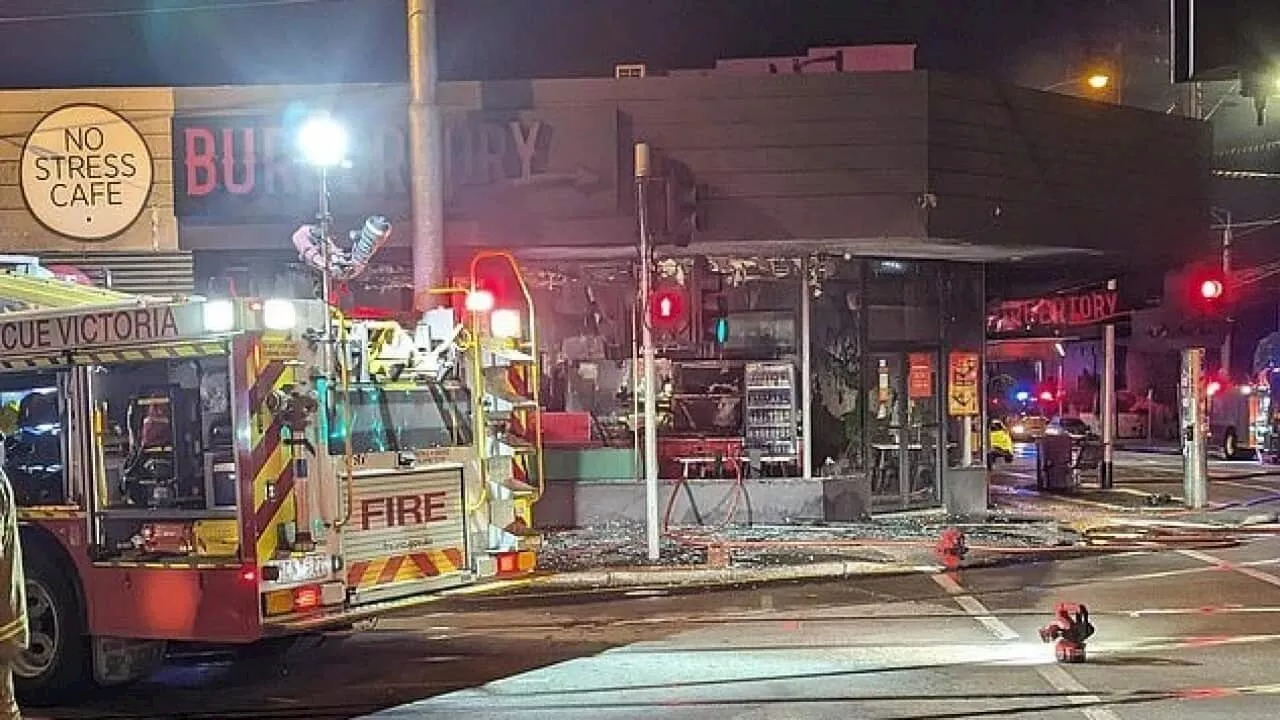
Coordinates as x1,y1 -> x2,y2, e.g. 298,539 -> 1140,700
37,251 -> 194,296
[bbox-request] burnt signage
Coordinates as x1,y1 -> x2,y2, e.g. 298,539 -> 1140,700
172,108 -> 618,225
987,289 -> 1123,335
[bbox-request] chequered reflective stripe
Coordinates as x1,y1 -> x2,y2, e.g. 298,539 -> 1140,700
244,338 -> 296,564
0,356 -> 65,371
346,549 -> 464,588
72,342 -> 225,365
17,507 -> 85,520
512,453 -> 531,485
507,363 -> 531,398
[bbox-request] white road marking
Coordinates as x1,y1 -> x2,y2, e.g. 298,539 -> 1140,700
1036,664 -> 1124,720
931,572 -> 1122,720
1178,548 -> 1280,589
1219,479 -> 1280,495
932,573 -> 1020,640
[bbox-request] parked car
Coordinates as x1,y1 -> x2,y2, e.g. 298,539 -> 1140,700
988,419 -> 1014,468
1008,414 -> 1048,441
1046,416 -> 1094,440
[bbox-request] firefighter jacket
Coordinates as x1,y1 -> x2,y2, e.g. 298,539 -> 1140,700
0,470 -> 26,660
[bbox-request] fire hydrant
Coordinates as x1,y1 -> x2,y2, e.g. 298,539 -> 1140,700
1039,602 -> 1095,663
936,528 -> 968,570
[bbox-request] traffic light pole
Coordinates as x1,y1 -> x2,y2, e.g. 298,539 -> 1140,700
1221,210 -> 1233,375
1181,347 -> 1209,508
1100,278 -> 1117,489
635,142 -> 661,562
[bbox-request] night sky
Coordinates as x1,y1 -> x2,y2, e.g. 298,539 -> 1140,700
0,0 -> 1142,87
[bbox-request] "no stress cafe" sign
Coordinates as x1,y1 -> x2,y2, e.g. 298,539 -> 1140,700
19,104 -> 154,241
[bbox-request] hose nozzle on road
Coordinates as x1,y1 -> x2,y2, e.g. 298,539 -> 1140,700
1039,602 -> 1095,663
935,528 -> 968,570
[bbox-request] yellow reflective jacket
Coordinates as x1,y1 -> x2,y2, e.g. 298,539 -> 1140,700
0,470 -> 26,656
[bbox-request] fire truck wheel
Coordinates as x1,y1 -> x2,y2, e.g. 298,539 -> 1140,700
13,552 -> 90,704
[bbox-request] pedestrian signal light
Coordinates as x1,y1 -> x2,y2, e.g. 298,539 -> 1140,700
712,316 -> 730,345
649,288 -> 687,330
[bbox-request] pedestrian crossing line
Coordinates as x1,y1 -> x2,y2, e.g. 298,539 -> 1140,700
931,572 -> 1123,720
1219,480 -> 1280,495
1178,549 -> 1280,590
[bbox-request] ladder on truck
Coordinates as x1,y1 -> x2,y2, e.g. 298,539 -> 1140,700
468,252 -> 544,573
0,268 -> 135,315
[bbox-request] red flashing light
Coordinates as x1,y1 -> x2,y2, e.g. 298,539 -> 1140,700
1200,279 -> 1224,300
293,586 -> 321,610
1207,381 -> 1222,397
465,289 -> 496,313
496,551 -> 520,575
1039,391 -> 1055,402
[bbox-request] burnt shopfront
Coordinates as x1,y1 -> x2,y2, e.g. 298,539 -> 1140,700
166,74 -> 1209,519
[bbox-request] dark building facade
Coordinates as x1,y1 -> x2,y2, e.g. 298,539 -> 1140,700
3,68 -> 1210,518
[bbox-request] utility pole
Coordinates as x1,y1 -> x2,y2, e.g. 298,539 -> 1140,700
800,256 -> 813,481
634,142 -> 660,562
407,0 -> 445,310
1181,347 -> 1209,508
1100,278 -> 1117,489
1221,209 -> 1233,376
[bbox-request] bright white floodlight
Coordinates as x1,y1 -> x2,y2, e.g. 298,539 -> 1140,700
297,114 -> 348,168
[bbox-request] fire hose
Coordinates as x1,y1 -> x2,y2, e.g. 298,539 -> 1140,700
291,215 -> 393,281
661,460 -> 749,535
661,519 -> 1245,557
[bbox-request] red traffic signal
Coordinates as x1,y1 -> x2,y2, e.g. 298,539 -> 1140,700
649,287 -> 688,330
1200,278 -> 1224,300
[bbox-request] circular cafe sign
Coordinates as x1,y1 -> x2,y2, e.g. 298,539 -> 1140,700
19,104 -> 154,241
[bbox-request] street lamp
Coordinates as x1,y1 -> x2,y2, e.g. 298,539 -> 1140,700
1041,73 -> 1112,93
297,114 -> 349,313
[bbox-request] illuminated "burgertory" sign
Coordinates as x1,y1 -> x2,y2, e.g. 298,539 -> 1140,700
0,306 -> 182,354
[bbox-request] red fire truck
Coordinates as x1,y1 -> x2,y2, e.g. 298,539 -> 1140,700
0,262 -> 542,701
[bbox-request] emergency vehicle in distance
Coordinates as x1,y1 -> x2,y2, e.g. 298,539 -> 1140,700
0,254 -> 543,702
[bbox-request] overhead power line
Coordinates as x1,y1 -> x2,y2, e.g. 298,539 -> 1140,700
0,0 -> 331,25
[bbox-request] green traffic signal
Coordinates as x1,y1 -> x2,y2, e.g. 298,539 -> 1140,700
712,316 -> 729,344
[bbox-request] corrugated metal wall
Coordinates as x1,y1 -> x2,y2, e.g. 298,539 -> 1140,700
38,251 -> 194,296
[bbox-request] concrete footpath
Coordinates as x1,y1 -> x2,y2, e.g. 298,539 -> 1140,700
511,516 -> 1092,591
510,472 -> 1280,592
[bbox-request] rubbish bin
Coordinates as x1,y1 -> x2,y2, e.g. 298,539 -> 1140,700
1035,434 -> 1076,491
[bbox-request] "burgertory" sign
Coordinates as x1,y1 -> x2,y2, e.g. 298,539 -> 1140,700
19,104 -> 154,241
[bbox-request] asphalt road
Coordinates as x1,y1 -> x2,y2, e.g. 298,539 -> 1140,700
32,449 -> 1280,720
33,537 -> 1280,719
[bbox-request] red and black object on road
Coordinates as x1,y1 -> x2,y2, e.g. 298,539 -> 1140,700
1039,602 -> 1095,663
935,528 -> 968,570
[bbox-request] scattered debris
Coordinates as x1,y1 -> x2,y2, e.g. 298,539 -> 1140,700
536,516 -> 1069,573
